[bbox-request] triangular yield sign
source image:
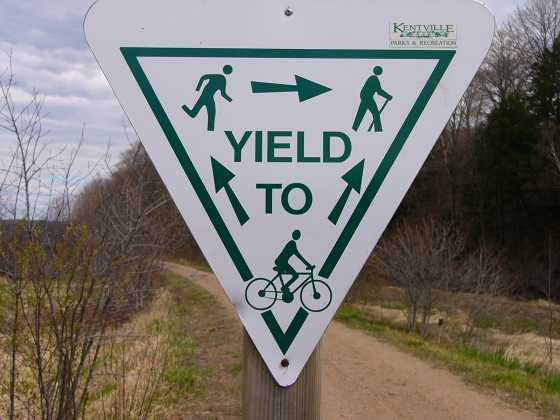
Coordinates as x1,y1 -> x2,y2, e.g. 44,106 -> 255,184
85,0 -> 495,386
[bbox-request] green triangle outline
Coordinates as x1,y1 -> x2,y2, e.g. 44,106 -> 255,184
262,308 -> 309,355
121,48 -> 455,353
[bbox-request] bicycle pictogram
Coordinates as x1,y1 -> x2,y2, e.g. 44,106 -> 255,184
245,265 -> 332,313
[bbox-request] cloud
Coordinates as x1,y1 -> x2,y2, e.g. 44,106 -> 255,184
0,33 -> 125,217
0,40 -> 124,144
0,0 -> 123,170
0,0 -> 93,50
0,42 -> 112,99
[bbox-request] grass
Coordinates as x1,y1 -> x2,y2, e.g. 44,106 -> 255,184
227,362 -> 242,376
158,273 -> 241,417
160,327 -> 210,402
546,376 -> 560,393
83,272 -> 240,419
474,314 -> 541,334
167,257 -> 212,273
380,302 -> 407,311
0,266 -> 238,419
163,367 -> 213,398
460,347 -> 522,370
348,278 -> 560,340
336,304 -> 560,417
88,383 -> 116,403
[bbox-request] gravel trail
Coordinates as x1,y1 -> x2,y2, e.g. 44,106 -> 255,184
166,263 -> 537,420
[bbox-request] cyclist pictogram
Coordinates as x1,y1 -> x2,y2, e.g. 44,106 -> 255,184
245,230 -> 332,312
245,265 -> 332,313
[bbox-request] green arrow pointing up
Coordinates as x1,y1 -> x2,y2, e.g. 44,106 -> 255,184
328,160 -> 365,225
251,75 -> 332,102
211,157 -> 250,226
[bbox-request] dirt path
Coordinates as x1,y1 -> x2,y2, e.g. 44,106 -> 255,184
166,263 -> 538,420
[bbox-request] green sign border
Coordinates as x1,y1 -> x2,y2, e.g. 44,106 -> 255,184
121,48 -> 455,353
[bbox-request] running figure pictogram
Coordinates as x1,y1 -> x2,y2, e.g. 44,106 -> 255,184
182,65 -> 233,132
352,66 -> 393,133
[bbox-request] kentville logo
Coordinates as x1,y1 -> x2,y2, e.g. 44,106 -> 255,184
392,23 -> 456,38
390,22 -> 457,49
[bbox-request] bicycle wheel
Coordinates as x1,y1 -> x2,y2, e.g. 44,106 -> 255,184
300,280 -> 332,313
245,278 -> 278,311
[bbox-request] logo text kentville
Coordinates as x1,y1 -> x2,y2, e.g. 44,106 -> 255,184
390,22 -> 457,49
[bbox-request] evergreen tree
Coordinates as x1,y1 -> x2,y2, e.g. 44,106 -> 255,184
477,94 -> 539,243
531,36 -> 560,177
531,36 -> 560,125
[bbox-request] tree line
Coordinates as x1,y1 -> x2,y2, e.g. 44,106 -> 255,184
386,0 -> 560,300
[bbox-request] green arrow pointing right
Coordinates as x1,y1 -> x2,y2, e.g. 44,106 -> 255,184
251,75 -> 332,102
294,75 -> 332,102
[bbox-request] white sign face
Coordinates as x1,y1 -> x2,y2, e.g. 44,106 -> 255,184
85,0 -> 494,386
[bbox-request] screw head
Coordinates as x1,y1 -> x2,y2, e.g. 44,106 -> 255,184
281,358 -> 290,368
284,8 -> 294,17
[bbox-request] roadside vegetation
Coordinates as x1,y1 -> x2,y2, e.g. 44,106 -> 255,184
156,273 -> 241,419
0,270 -> 241,419
0,0 -> 559,418
0,55 -> 186,418
336,304 -> 560,417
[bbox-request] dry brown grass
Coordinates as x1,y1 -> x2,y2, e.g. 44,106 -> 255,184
158,273 -> 241,419
86,290 -> 172,419
0,272 -> 242,419
85,272 -> 242,419
347,284 -> 560,374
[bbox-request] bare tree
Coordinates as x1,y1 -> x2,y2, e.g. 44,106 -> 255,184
459,247 -> 508,343
0,52 -> 63,419
72,140 -> 186,311
508,0 -> 560,60
483,0 -> 560,103
479,28 -> 532,105
373,218 -> 466,334
0,54 -> 181,419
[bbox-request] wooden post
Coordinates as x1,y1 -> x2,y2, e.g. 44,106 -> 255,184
242,330 -> 321,420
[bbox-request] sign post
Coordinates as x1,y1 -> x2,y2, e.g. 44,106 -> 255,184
85,0 -> 494,411
242,332 -> 321,419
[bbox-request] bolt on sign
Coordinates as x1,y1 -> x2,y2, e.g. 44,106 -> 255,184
85,0 -> 495,386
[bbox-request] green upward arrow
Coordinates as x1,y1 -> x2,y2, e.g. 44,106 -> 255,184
328,160 -> 365,225
251,75 -> 332,102
211,157 -> 250,226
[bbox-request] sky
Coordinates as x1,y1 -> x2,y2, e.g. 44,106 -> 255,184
0,0 -> 526,175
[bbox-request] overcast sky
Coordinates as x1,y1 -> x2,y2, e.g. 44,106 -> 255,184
0,0 -> 526,170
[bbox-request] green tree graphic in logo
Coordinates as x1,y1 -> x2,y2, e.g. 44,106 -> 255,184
352,66 -> 393,133
245,230 -> 332,312
182,65 -> 234,131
